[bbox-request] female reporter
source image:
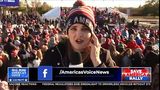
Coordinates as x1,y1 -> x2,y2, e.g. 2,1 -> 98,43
41,0 -> 116,68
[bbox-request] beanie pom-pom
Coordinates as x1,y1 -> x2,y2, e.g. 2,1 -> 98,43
73,0 -> 86,8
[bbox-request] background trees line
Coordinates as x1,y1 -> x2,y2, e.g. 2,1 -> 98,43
119,0 -> 159,16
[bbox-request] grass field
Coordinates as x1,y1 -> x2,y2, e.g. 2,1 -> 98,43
128,16 -> 159,19
128,16 -> 159,25
128,16 -> 159,28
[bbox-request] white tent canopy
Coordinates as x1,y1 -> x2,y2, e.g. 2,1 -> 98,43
108,8 -> 128,19
42,7 -> 61,20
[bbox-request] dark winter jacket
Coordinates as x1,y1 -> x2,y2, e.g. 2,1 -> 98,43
41,39 -> 116,67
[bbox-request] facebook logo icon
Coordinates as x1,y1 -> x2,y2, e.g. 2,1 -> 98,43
38,66 -> 52,81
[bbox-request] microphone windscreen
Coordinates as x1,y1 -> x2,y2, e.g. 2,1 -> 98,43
69,51 -> 82,65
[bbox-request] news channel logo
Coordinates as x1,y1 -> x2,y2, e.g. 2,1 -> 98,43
8,67 -> 29,82
0,0 -> 19,6
38,66 -> 53,81
122,67 -> 151,81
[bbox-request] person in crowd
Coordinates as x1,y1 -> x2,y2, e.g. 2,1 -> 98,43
26,42 -> 33,53
152,64 -> 159,90
0,45 -> 9,80
130,48 -> 144,67
40,39 -> 49,55
120,48 -> 132,67
143,45 -> 159,71
7,44 -> 21,67
18,44 -> 30,67
1,21 -> 13,40
27,48 -> 41,67
116,42 -> 126,53
122,27 -> 129,39
126,34 -> 140,51
101,34 -> 114,49
135,36 -> 145,51
109,44 -> 121,66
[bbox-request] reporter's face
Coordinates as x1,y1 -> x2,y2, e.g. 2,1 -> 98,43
68,24 -> 92,52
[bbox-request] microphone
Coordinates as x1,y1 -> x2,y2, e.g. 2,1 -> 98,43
68,52 -> 82,90
69,52 -> 83,68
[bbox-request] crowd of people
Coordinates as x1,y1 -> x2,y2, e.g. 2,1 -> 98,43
0,0 -> 159,90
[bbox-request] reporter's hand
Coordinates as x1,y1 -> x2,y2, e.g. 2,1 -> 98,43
89,32 -> 102,67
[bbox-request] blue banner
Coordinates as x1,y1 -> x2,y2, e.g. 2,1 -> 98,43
0,0 -> 19,6
8,67 -> 29,82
